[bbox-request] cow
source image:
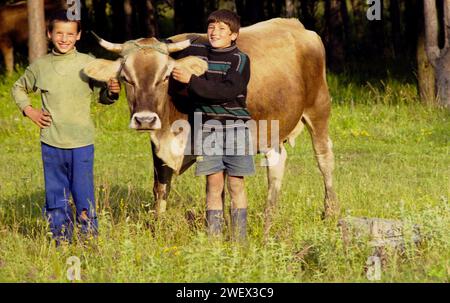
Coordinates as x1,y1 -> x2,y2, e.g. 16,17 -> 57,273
0,0 -> 62,75
83,18 -> 339,238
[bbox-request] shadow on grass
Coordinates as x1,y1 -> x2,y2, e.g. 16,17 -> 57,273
2,183 -> 204,238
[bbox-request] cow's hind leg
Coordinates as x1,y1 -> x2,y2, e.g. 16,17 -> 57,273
151,142 -> 174,216
0,38 -> 14,76
263,144 -> 287,240
302,110 -> 339,219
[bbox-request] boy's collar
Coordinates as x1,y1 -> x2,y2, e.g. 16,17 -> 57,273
52,47 -> 77,57
209,42 -> 237,53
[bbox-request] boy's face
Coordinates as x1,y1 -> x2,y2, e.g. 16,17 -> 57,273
47,21 -> 80,54
207,21 -> 238,49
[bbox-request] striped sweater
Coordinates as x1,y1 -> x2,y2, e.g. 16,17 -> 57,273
172,42 -> 251,128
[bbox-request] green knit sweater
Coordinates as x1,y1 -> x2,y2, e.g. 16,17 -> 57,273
11,48 -> 117,148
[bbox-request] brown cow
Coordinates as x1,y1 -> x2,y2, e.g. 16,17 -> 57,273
83,18 -> 339,238
0,0 -> 62,75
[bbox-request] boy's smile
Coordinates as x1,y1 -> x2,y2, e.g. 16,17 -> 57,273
47,21 -> 80,54
207,21 -> 238,49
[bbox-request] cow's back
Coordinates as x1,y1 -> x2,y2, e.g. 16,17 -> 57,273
239,19 -> 327,141
0,2 -> 28,43
169,18 -> 329,144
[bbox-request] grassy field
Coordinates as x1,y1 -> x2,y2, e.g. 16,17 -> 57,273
0,71 -> 448,282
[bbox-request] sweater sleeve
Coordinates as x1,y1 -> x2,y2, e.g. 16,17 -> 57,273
187,54 -> 250,104
89,79 -> 119,105
10,65 -> 38,112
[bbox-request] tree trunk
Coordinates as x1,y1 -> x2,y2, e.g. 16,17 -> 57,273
124,0 -> 133,39
369,0 -> 385,56
286,0 -> 295,18
389,0 -> 401,58
341,0 -> 350,44
28,0 -> 47,63
424,0 -> 450,107
139,0 -> 158,37
325,0 -> 345,71
417,28 -> 437,104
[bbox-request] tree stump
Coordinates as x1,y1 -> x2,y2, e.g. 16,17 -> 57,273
338,216 -> 422,280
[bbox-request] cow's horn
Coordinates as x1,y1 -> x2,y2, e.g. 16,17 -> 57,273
166,39 -> 191,53
91,31 -> 124,54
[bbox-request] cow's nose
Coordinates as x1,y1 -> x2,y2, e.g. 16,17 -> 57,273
130,111 -> 162,130
135,116 -> 156,126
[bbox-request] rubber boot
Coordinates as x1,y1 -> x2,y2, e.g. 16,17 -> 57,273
231,208 -> 247,242
206,209 -> 224,237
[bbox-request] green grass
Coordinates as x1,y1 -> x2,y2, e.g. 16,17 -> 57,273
0,71 -> 449,282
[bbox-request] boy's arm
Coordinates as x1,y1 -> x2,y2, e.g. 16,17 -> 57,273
90,79 -> 121,105
11,65 -> 52,128
187,55 -> 250,104
11,66 -> 38,113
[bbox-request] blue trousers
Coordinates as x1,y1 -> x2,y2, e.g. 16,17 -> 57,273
41,143 -> 98,243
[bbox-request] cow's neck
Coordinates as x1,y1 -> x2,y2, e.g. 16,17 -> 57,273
149,96 -> 189,174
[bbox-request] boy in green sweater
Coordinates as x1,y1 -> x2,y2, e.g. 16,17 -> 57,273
11,11 -> 120,244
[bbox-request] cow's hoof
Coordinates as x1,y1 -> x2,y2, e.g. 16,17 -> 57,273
155,200 -> 167,217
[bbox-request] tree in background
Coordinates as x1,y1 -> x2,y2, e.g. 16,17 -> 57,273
27,0 -> 47,63
324,0 -> 345,72
424,0 -> 450,107
416,0 -> 436,105
0,0 -> 434,107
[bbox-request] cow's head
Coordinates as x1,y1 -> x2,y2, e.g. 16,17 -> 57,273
83,33 -> 208,131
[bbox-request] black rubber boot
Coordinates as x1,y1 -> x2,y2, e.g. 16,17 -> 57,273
231,208 -> 247,242
206,209 -> 224,237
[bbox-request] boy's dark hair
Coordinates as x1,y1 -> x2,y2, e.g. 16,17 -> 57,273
47,9 -> 81,33
207,9 -> 241,33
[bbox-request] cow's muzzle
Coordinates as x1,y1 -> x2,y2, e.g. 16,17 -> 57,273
130,111 -> 162,130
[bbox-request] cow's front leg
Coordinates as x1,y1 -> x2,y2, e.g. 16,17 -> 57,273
151,142 -> 174,216
264,145 -> 287,240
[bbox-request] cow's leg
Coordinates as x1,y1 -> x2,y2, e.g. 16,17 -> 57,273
303,108 -> 339,219
263,144 -> 287,240
151,142 -> 174,216
0,38 -> 14,76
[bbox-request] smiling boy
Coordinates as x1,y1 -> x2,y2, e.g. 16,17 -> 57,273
11,10 -> 120,245
172,9 -> 254,241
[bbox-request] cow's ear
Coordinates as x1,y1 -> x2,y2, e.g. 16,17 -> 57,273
174,56 -> 208,76
83,59 -> 122,82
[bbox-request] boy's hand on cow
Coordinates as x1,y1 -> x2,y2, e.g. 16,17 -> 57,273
172,66 -> 192,84
23,106 -> 52,129
107,78 -> 121,95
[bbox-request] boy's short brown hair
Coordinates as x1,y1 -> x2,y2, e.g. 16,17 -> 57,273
47,9 -> 81,33
207,9 -> 241,33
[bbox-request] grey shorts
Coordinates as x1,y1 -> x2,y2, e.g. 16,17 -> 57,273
196,154 -> 255,176
195,127 -> 255,176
